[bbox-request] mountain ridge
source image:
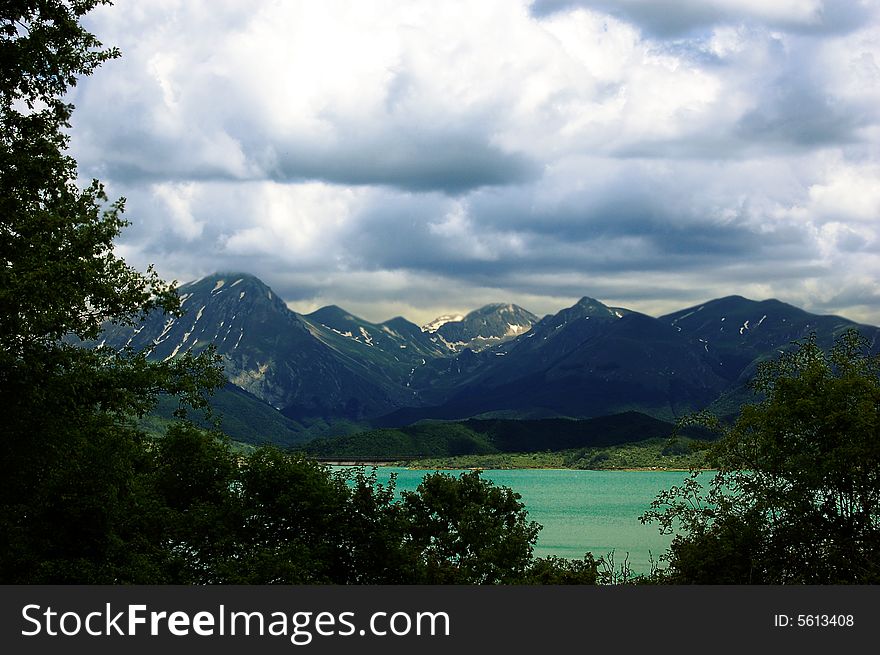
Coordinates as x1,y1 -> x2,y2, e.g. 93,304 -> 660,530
94,272 -> 880,444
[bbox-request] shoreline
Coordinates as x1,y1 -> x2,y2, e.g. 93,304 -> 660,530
343,463 -> 713,472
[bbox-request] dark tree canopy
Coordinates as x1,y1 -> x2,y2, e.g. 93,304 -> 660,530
401,470 -> 541,583
132,435 -> 558,585
644,330 -> 880,584
0,0 -> 224,582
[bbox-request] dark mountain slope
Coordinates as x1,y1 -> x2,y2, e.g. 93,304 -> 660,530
99,273 -> 412,420
662,296 -> 880,383
298,305 -> 449,390
379,299 -> 728,425
145,383 -> 310,447
97,272 -> 879,438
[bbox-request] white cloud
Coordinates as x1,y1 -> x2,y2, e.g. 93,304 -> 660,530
66,0 -> 880,325
806,161 -> 880,223
152,183 -> 202,240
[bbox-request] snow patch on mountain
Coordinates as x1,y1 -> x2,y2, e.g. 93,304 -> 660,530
125,325 -> 144,347
154,317 -> 176,344
422,315 -> 464,333
164,341 -> 184,361
327,326 -> 354,338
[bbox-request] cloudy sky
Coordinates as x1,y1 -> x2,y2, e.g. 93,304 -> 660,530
70,0 -> 880,325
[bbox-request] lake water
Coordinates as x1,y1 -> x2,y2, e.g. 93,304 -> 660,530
348,467 -> 700,574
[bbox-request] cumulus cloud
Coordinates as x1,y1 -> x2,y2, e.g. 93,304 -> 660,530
69,0 -> 880,326
73,0 -> 540,192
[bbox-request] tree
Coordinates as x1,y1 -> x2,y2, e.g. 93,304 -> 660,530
133,437 -> 568,585
401,470 -> 541,583
522,555 -> 600,585
643,330 -> 880,583
0,0 -> 223,583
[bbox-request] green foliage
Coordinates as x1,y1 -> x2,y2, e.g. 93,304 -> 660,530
0,1 -> 175,350
303,422 -> 496,458
522,555 -> 600,584
409,450 -> 569,469
334,466 -> 416,583
137,434 -> 559,584
0,1 -> 224,583
568,437 -> 708,470
643,331 -> 880,583
401,471 -> 540,583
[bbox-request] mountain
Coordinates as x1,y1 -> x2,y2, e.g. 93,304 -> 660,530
378,297 -> 728,425
423,303 -> 539,352
660,296 -> 880,416
422,314 -> 465,333
405,296 -> 623,400
144,383 -> 311,447
661,296 -> 880,382
299,305 -> 450,390
96,272 -> 880,445
99,273 -> 415,420
385,295 -> 880,427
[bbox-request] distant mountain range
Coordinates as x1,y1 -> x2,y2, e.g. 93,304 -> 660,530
96,272 -> 880,446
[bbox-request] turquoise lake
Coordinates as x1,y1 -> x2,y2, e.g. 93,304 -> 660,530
343,467 -> 704,574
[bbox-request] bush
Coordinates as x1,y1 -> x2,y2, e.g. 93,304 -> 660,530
644,331 -> 880,584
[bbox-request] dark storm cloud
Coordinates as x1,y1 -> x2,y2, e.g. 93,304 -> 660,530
735,77 -> 870,148
529,0 -> 873,38
465,183 -> 762,253
340,170 -> 818,286
73,100 -> 538,194
264,133 -> 539,194
805,283 -> 880,319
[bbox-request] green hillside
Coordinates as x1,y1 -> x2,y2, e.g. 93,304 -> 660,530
144,383 -> 367,447
408,436 -> 709,470
301,411 -> 680,458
